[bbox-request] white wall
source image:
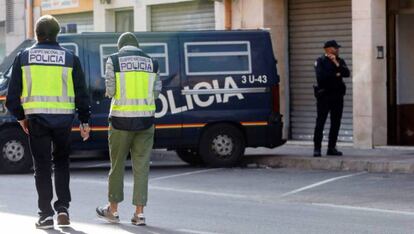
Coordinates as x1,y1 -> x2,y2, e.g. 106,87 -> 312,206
94,0 -> 225,32
0,0 -> 5,61
232,0 -> 264,29
0,0 -> 6,22
93,0 -> 136,32
352,0 -> 387,147
263,0 -> 289,139
5,0 -> 26,55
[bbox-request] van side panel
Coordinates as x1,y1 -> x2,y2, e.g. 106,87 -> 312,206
177,31 -> 281,148
53,31 -> 284,153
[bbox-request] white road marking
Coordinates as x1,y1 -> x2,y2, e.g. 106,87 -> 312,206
150,168 -> 222,182
312,203 -> 414,216
72,178 -> 109,185
280,172 -> 366,198
150,185 -> 251,199
72,178 -> 259,201
72,168 -> 222,187
177,229 -> 222,234
74,162 -> 110,168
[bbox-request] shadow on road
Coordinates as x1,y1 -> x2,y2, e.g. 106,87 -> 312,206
38,227 -> 87,234
118,224 -> 186,234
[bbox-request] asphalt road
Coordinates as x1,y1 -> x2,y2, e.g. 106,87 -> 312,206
0,155 -> 414,234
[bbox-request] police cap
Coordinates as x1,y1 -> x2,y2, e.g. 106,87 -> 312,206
323,40 -> 341,49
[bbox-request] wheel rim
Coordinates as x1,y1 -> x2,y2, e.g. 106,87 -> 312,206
211,134 -> 234,158
2,140 -> 25,162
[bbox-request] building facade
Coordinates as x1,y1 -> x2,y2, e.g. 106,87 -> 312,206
39,0 -> 94,33
0,0 -> 412,148
1,0 -> 26,60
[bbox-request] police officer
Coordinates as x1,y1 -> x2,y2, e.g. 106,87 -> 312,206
6,15 -> 91,229
313,40 -> 350,157
96,32 -> 161,226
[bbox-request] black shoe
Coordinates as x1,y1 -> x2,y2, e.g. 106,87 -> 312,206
35,215 -> 54,229
327,148 -> 343,156
313,149 -> 321,157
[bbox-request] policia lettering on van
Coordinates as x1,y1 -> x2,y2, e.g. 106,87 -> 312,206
0,30 -> 285,173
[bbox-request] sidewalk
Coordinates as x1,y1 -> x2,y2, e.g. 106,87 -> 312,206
243,141 -> 414,174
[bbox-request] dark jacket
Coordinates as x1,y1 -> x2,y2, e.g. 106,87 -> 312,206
314,54 -> 350,97
6,41 -> 91,128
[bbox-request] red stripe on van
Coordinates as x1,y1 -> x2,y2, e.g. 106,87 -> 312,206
271,84 -> 280,113
71,121 -> 268,132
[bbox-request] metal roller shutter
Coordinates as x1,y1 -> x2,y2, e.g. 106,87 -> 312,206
54,12 -> 93,33
288,0 -> 353,142
0,24 -> 5,63
151,0 -> 215,31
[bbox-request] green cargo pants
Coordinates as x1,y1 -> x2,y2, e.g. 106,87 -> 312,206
107,124 -> 154,206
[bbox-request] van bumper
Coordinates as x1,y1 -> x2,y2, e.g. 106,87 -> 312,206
265,113 -> 285,148
244,113 -> 286,148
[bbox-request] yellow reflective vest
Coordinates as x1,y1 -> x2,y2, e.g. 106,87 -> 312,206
20,45 -> 75,115
109,51 -> 157,118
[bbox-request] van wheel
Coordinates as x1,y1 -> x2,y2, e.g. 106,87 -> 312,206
175,149 -> 203,166
199,124 -> 245,167
0,128 -> 32,173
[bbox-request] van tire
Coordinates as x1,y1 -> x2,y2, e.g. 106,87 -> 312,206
175,149 -> 203,166
0,128 -> 32,174
199,124 -> 245,167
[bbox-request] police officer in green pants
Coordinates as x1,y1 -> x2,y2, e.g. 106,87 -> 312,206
96,32 -> 161,226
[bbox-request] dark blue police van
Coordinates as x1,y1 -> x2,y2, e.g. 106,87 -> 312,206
0,30 -> 285,173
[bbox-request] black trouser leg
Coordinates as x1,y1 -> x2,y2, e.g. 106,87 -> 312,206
52,127 -> 72,213
314,97 -> 330,150
28,120 -> 54,217
328,97 -> 344,149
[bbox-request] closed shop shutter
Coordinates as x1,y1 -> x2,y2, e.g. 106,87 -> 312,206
151,0 -> 215,31
54,12 -> 93,33
0,23 -> 5,63
288,0 -> 353,142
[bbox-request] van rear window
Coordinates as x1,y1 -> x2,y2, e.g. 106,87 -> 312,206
185,41 -> 252,76
60,43 -> 79,56
100,43 -> 169,77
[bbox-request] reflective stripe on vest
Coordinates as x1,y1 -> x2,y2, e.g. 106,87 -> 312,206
110,71 -> 156,118
21,65 -> 75,115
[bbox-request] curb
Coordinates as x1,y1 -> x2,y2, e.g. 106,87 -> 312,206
242,155 -> 414,174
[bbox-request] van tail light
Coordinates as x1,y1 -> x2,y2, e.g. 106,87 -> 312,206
271,84 -> 280,113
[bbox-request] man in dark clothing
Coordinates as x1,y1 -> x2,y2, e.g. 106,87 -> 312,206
313,40 -> 350,157
6,15 -> 91,229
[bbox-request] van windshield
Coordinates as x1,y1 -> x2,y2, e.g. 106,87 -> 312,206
0,65 -> 11,94
0,39 -> 35,95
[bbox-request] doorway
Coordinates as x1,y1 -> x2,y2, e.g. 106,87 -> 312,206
388,0 -> 414,145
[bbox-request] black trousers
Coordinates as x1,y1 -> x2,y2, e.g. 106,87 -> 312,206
28,119 -> 72,217
313,95 -> 344,150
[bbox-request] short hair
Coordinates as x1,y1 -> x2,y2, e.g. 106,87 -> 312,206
35,15 -> 60,42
